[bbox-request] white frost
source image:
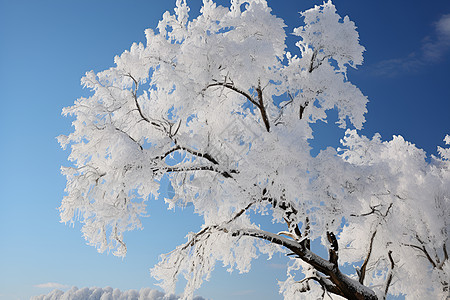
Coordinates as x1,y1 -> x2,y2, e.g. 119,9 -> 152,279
59,1 -> 449,299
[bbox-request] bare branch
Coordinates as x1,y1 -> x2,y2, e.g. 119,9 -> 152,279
350,205 -> 380,218
224,200 -> 258,225
383,251 -> 395,300
299,89 -> 323,120
359,230 -> 377,284
382,203 -> 393,217
113,225 -> 127,254
114,127 -> 143,151
125,73 -> 164,130
152,142 -> 237,180
402,242 -> 438,269
256,85 -> 270,132
154,144 -> 220,166
285,92 -> 295,108
154,145 -> 183,161
308,49 -> 318,73
274,92 -> 294,126
327,231 -> 339,266
171,119 -> 181,137
173,142 -> 220,165
155,165 -> 237,178
308,48 -> 332,73
415,235 -> 439,269
180,199 -> 260,251
204,82 -> 260,107
203,81 -> 271,132
303,217 -> 311,250
299,101 -> 309,120
444,243 -> 448,263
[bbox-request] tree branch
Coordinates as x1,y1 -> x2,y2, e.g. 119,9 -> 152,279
154,144 -> 220,166
383,250 -> 395,300
415,235 -> 438,269
402,242 -> 438,269
313,276 -> 342,298
203,81 -> 270,132
173,142 -> 220,165
256,85 -> 270,132
443,243 -> 448,265
152,142 -> 238,180
124,74 -> 232,178
154,145 -> 183,161
172,199 -> 378,300
126,73 -> 164,130
115,127 -> 143,151
155,165 -> 237,178
231,228 -> 378,300
299,101 -> 309,120
358,230 -> 377,284
297,275 -> 341,296
353,203 -> 393,284
180,199 -> 260,251
350,205 -> 380,218
269,192 -> 309,249
308,48 -> 332,73
303,217 -> 311,250
327,231 -> 339,266
308,49 -> 318,73
204,82 -> 260,107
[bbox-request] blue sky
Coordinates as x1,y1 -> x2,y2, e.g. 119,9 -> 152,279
0,1 -> 449,299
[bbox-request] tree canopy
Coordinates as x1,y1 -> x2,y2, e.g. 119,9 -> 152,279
59,0 -> 449,299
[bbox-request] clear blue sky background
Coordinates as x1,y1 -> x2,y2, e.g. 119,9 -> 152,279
1,1 -> 449,299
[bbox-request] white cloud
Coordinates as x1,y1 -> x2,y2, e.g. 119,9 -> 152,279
31,286 -> 206,300
436,14 -> 450,35
422,14 -> 450,62
372,14 -> 450,76
371,52 -> 422,77
34,283 -> 69,289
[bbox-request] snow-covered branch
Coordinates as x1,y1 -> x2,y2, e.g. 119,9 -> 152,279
59,1 -> 449,299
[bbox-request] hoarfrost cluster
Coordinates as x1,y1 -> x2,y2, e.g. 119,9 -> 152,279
59,0 -> 449,299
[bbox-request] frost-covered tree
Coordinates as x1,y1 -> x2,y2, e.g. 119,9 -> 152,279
58,0 -> 449,299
